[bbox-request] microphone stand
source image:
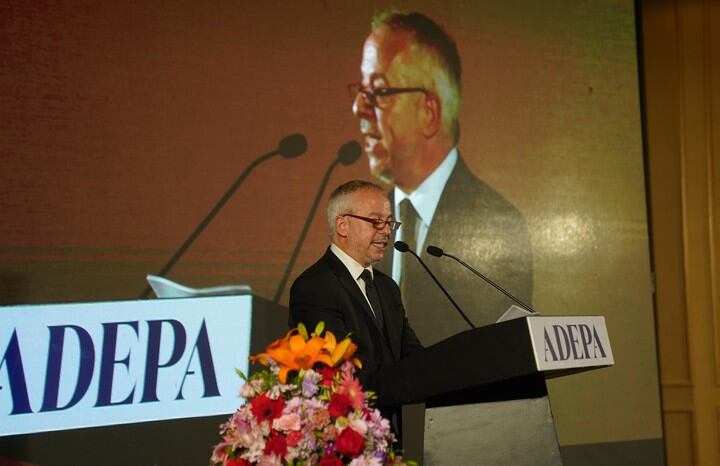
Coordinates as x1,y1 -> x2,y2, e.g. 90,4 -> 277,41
429,246 -> 536,314
395,241 -> 475,329
273,141 -> 361,303
139,134 -> 307,299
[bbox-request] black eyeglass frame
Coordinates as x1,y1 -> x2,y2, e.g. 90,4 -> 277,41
341,214 -> 401,232
348,83 -> 429,108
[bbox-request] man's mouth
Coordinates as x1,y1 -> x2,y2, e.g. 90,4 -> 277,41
371,238 -> 388,249
361,122 -> 381,150
362,134 -> 382,155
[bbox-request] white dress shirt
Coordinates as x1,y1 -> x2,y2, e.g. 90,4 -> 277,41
392,147 -> 458,284
330,243 -> 377,317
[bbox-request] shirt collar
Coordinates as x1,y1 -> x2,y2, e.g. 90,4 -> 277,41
394,147 -> 458,226
330,243 -> 372,280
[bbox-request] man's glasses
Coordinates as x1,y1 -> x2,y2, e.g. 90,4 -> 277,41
348,83 -> 428,108
342,214 -> 401,232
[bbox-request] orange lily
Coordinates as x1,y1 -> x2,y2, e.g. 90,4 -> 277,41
250,323 -> 362,383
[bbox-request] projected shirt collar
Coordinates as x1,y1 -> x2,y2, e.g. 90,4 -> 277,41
392,147 -> 457,282
394,147 -> 457,249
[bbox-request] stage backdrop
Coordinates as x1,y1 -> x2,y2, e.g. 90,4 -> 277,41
1,1 -> 662,465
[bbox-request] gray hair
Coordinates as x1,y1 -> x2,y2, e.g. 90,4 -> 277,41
371,10 -> 462,144
327,180 -> 386,238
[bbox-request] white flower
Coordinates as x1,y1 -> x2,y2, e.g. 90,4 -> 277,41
349,453 -> 383,466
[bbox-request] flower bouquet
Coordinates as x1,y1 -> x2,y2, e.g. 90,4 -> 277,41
210,322 -> 415,466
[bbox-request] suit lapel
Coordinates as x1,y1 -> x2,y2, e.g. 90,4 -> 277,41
323,249 -> 384,334
374,276 -> 401,361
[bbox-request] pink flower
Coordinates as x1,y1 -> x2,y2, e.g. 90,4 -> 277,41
257,454 -> 283,466
321,425 -> 338,442
348,454 -> 383,466
308,407 -> 331,430
239,379 -> 263,399
338,373 -> 366,410
273,412 -> 301,431
349,418 -> 369,436
210,442 -> 231,464
286,431 -> 304,447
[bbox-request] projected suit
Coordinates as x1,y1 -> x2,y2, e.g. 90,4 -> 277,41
377,155 -> 533,345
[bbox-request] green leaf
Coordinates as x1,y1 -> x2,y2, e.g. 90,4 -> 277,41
314,321 -> 325,336
234,368 -> 247,381
298,322 -> 309,340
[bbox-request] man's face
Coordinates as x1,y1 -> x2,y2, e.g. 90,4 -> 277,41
353,29 -> 428,189
337,188 -> 394,267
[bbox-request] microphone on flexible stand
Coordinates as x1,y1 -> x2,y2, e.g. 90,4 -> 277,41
272,140 -> 362,303
138,133 -> 308,299
426,245 -> 536,314
394,241 -> 475,329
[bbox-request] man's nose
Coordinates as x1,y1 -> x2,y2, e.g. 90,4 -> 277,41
352,92 -> 374,120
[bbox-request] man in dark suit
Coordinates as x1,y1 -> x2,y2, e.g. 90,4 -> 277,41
350,11 -> 533,346
289,180 -> 423,384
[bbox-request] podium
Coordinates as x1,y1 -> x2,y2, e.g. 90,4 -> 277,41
367,315 -> 614,466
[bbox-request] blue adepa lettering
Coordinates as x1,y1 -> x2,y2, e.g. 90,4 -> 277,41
544,324 -> 607,362
0,319 -> 220,415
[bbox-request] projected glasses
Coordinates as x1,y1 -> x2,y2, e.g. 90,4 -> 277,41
342,214 -> 401,232
348,83 -> 428,109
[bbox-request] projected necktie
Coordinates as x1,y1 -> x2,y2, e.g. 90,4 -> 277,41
359,269 -> 384,328
399,198 -> 419,297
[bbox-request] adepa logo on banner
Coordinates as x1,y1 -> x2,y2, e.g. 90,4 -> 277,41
0,296 -> 252,436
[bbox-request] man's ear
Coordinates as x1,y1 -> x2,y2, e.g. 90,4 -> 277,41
422,93 -> 442,138
336,215 -> 349,238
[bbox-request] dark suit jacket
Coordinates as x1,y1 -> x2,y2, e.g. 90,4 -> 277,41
378,155 -> 533,346
289,247 -> 423,386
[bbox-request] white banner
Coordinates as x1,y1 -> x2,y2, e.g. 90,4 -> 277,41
0,296 -> 252,436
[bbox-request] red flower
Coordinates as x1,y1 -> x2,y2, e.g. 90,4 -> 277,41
264,430 -> 288,458
286,431 -> 304,447
319,454 -> 344,466
335,427 -> 365,458
226,457 -> 250,466
250,393 -> 285,423
318,366 -> 337,387
328,393 -> 352,418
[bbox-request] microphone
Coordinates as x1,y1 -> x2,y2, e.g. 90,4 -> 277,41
394,241 -> 475,329
272,140 -> 362,303
426,245 -> 536,314
277,133 -> 308,159
337,140 -> 362,165
139,133 -> 308,299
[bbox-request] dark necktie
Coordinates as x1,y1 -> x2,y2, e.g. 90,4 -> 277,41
359,269 -> 384,328
399,198 -> 419,296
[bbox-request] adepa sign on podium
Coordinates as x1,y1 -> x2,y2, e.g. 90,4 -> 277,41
0,296 -> 252,436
